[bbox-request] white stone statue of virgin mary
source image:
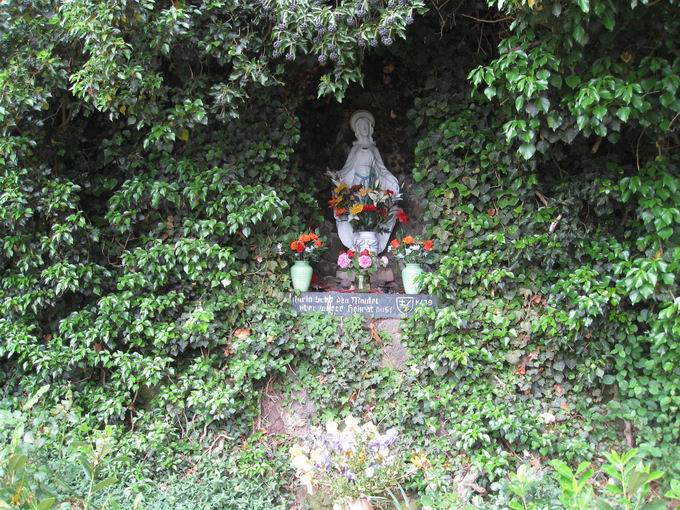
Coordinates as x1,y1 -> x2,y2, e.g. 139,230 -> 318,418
333,111 -> 400,254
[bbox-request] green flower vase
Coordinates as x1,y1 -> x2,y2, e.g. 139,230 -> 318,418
402,263 -> 424,294
291,260 -> 313,292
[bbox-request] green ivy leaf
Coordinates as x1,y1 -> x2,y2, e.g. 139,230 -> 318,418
616,107 -> 631,122
566,75 -> 582,89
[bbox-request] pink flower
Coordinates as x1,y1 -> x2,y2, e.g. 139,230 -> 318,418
337,252 -> 352,269
358,254 -> 372,269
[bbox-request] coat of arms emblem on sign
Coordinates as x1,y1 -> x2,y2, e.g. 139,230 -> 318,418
396,296 -> 415,316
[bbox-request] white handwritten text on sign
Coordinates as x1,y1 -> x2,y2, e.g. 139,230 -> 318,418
291,292 -> 437,318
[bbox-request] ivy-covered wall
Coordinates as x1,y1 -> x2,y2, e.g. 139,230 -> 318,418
1,0 -> 679,507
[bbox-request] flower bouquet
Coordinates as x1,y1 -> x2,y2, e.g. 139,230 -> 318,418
387,235 -> 434,263
290,415 -> 408,509
288,231 -> 327,261
287,231 -> 326,292
328,173 -> 403,234
337,249 -> 388,292
388,236 -> 435,294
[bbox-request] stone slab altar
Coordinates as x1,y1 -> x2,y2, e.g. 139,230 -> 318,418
291,292 -> 437,318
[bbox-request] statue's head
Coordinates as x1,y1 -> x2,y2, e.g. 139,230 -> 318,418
350,110 -> 375,142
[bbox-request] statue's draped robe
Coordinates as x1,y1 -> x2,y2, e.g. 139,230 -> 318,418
335,141 -> 399,253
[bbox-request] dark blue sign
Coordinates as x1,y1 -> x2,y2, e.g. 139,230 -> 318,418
291,292 -> 438,318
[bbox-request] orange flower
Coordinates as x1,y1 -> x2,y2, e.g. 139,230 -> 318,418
335,207 -> 348,216
314,240 -> 322,248
290,240 -> 299,251
403,235 -> 415,245
300,234 -> 311,243
309,233 -> 319,241
423,240 -> 434,251
390,239 -> 400,249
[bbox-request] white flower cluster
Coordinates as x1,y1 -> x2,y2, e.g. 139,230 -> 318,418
387,243 -> 420,259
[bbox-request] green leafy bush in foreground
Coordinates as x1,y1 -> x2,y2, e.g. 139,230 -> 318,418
415,450 -> 679,510
0,387 -> 293,509
0,386 -> 118,509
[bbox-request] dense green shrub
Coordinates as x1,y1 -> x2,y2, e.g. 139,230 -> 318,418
412,0 -> 679,478
1,0 -> 679,506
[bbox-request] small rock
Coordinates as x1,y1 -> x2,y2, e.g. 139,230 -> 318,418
372,268 -> 394,283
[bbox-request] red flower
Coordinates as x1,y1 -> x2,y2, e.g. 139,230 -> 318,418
390,239 -> 400,249
296,243 -> 305,253
423,240 -> 434,252
361,249 -> 370,256
363,204 -> 377,212
347,250 -> 355,258
396,209 -> 409,224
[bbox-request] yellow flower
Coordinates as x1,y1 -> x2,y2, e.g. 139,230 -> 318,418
292,453 -> 313,471
411,453 -> 429,470
350,203 -> 364,215
334,182 -> 348,193
290,444 -> 306,458
358,187 -> 369,197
